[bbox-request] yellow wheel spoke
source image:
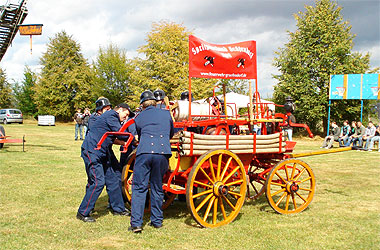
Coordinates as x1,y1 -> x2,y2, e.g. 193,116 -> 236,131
192,189 -> 213,199
290,163 -> 296,179
284,165 -> 290,181
209,158 -> 216,181
275,192 -> 287,206
199,167 -> 215,184
285,193 -> 290,212
222,166 -> 240,183
296,192 -> 307,202
225,179 -> 244,186
269,181 -> 286,187
222,195 -> 236,211
220,157 -> 233,181
217,154 -> 223,180
293,167 -> 306,182
299,176 -> 312,184
228,191 -> 242,198
291,193 -> 297,210
212,197 -> 218,225
195,193 -> 213,212
275,171 -> 287,185
194,180 -> 213,189
219,197 -> 227,220
298,187 -> 312,192
271,188 -> 286,197
203,196 -> 216,221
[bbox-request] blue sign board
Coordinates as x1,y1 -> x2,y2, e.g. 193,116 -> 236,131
329,74 -> 379,100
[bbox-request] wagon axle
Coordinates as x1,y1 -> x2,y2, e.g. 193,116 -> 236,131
213,181 -> 229,197
286,181 -> 300,193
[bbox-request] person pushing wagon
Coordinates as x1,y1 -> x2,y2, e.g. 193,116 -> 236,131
129,90 -> 174,233
77,103 -> 134,222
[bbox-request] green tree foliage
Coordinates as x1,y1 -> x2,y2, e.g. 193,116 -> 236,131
0,68 -> 13,108
134,21 -> 216,104
13,66 -> 38,117
273,0 -> 374,133
92,44 -> 134,106
34,31 -> 93,121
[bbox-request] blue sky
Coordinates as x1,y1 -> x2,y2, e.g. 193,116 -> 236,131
1,0 -> 379,98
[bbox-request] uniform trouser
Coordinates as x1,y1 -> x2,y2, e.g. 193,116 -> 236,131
78,150 -> 125,216
130,153 -> 169,227
108,149 -> 125,204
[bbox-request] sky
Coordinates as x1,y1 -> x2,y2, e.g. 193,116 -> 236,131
0,0 -> 379,98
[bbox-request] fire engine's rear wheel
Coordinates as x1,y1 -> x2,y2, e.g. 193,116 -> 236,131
121,150 -> 175,212
186,149 -> 247,228
0,125 -> 4,149
246,164 -> 267,200
265,158 -> 315,214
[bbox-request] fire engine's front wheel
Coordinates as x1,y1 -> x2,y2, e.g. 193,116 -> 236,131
121,150 -> 175,212
186,149 -> 247,228
265,158 -> 315,214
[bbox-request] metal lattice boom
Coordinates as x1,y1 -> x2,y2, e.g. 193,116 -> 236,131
0,0 -> 28,61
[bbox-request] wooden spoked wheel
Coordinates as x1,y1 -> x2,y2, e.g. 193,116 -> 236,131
246,165 -> 267,200
121,150 -> 176,211
265,158 -> 315,214
186,149 -> 247,228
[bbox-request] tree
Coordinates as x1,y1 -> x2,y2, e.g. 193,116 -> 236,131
0,68 -> 13,108
92,44 -> 134,106
273,0 -> 375,133
134,21 -> 216,105
34,31 -> 93,121
13,66 -> 38,117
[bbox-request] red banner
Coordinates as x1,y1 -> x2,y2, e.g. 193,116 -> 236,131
189,35 -> 257,79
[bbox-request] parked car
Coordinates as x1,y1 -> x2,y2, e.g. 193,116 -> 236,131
0,109 -> 23,124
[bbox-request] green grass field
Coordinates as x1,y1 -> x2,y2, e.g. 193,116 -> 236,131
0,120 -> 379,250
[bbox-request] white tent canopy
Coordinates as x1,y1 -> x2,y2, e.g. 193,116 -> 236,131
217,92 -> 275,116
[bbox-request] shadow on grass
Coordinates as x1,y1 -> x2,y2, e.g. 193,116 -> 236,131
91,195 -> 114,218
162,198 -> 247,228
245,195 -> 276,213
23,144 -> 67,151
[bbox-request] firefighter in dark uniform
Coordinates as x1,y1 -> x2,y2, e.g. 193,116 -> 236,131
153,89 -> 166,109
129,91 -> 174,233
77,104 -> 132,222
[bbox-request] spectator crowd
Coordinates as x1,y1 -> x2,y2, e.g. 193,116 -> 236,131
321,120 -> 380,152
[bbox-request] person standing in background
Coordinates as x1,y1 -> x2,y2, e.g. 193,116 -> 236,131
74,108 -> 84,140
82,108 -> 91,137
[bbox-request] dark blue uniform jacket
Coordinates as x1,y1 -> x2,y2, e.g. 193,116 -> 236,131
134,106 -> 174,156
81,110 -> 124,156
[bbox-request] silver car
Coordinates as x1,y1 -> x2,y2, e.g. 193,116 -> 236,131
0,109 -> 23,124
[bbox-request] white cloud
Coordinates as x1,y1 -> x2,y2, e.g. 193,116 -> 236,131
0,0 -> 378,97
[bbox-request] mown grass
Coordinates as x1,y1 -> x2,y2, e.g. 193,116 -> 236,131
0,120 -> 379,250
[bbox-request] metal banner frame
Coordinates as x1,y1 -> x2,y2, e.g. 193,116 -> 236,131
327,73 -> 380,134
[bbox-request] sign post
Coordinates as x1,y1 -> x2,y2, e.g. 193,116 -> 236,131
18,24 -> 43,54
